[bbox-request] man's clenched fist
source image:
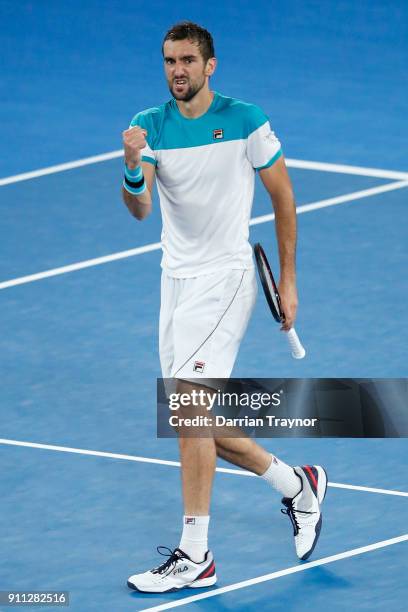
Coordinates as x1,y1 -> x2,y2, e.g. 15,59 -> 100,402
123,126 -> 147,169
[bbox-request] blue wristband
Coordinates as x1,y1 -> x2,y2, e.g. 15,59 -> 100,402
123,164 -> 146,195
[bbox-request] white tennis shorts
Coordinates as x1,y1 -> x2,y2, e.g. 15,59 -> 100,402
159,268 -> 257,380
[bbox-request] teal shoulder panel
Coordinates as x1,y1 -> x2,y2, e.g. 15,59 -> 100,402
241,102 -> 269,136
222,96 -> 269,137
153,93 -> 269,150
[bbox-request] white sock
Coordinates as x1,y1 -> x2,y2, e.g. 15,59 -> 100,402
179,515 -> 210,563
261,454 -> 301,498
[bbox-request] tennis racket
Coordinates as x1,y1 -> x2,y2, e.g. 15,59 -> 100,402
254,243 -> 306,359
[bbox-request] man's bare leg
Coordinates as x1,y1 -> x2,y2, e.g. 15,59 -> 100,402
215,436 -> 271,475
214,436 -> 301,498
176,381 -> 216,562
176,379 -> 300,504
179,435 -> 216,515
176,380 -> 216,515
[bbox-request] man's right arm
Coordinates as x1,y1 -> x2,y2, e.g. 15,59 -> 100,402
121,126 -> 156,221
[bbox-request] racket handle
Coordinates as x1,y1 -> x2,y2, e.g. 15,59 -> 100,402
286,328 -> 306,359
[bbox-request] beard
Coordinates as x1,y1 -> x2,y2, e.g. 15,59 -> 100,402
169,75 -> 206,102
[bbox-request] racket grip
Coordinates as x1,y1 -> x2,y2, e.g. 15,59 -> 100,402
286,328 -> 306,359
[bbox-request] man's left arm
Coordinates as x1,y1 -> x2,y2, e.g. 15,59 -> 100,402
259,156 -> 298,331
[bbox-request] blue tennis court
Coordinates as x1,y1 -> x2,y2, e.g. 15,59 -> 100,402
1,1 -> 407,610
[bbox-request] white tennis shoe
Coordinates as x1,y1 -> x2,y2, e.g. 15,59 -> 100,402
281,465 -> 328,560
127,547 -> 217,593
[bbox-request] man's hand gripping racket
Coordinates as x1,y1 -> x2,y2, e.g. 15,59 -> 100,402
254,243 -> 306,359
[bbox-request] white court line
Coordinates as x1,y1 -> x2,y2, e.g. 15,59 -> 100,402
249,179 -> 408,226
1,151 -> 408,186
138,534 -> 408,612
1,438 -> 407,498
0,150 -> 123,186
0,242 -> 161,290
287,159 -> 408,181
1,179 -> 408,291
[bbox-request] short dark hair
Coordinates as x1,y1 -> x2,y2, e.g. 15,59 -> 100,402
162,21 -> 215,63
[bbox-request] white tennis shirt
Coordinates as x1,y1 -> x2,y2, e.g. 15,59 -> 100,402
130,92 -> 282,278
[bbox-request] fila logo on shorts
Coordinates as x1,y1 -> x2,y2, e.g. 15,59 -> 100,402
193,361 -> 205,373
213,128 -> 224,139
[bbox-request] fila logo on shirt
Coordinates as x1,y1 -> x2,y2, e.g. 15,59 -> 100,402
213,128 -> 224,140
193,361 -> 205,373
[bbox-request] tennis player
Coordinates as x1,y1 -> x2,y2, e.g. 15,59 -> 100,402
123,21 -> 327,593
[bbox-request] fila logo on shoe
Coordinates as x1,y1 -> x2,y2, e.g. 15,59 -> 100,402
174,565 -> 189,574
